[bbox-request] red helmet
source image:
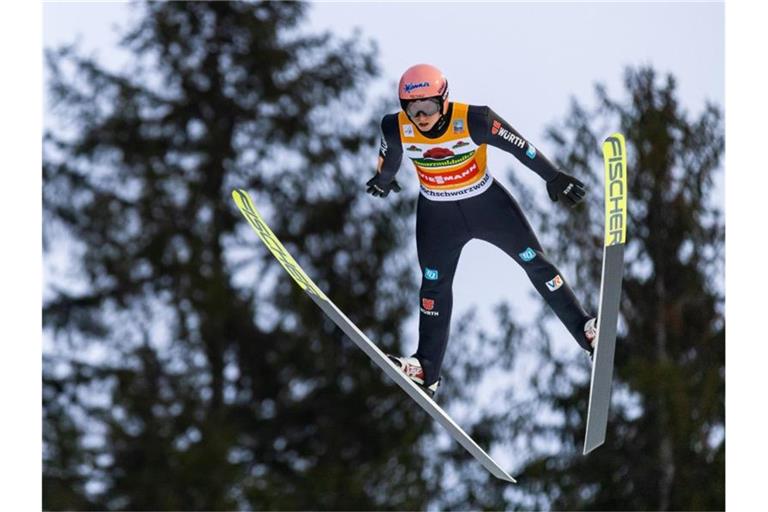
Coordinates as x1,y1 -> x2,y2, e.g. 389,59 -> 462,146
398,64 -> 449,116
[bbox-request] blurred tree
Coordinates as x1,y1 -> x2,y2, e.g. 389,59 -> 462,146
429,67 -> 724,510
44,3 -> 724,508
43,2 -> 440,510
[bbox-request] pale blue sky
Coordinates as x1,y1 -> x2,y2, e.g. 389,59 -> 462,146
30,2 -> 768,507
43,0 -> 724,373
309,1 -> 724,348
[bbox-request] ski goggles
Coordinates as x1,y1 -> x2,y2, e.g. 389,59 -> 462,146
404,98 -> 441,118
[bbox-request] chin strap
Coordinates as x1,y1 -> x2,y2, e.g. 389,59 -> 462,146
418,109 -> 451,137
434,113 -> 449,132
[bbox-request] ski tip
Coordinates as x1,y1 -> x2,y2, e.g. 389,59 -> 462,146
232,189 -> 256,212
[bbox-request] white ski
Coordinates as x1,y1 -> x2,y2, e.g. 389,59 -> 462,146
583,133 -> 628,455
232,189 -> 516,483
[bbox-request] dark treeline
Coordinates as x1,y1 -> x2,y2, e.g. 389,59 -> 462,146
43,2 -> 723,510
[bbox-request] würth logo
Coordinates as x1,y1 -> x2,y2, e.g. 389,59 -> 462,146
420,297 -> 439,316
491,119 -> 525,149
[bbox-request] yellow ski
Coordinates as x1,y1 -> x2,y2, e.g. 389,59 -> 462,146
584,133 -> 628,454
232,189 -> 517,483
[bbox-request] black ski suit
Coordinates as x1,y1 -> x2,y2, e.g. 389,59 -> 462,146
376,102 -> 592,386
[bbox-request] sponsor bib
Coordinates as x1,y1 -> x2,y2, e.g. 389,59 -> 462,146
399,103 -> 492,201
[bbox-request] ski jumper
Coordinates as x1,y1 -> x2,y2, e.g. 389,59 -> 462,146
377,102 -> 592,386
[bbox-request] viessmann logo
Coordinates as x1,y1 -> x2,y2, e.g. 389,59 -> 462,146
418,162 -> 479,185
605,135 -> 626,246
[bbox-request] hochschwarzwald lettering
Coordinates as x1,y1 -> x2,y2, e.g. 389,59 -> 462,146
422,174 -> 491,198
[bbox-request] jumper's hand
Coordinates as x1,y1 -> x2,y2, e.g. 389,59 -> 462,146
546,171 -> 586,207
366,174 -> 402,198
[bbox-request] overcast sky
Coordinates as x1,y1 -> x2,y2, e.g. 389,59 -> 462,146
34,0 -> 736,500
43,1 -> 724,342
31,2 -> 768,507
306,1 -> 725,347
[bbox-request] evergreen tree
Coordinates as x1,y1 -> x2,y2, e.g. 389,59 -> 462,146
432,67 -> 724,510
44,2 -> 436,509
44,4 -> 724,508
